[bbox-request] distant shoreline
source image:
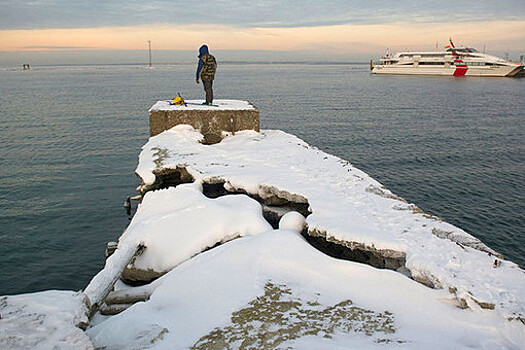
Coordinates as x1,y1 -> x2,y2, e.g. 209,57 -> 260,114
0,61 -> 370,69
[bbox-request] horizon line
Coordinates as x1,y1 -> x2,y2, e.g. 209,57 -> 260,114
1,61 -> 372,68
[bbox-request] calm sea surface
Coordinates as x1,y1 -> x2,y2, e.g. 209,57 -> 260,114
0,64 -> 523,295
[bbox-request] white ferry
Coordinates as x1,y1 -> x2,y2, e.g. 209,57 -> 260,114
372,39 -> 524,77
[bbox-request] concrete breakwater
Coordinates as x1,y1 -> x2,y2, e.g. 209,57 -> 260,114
89,101 -> 523,347
1,100 -> 524,349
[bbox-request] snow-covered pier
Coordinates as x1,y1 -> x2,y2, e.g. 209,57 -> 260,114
131,120 -> 525,316
1,100 -> 524,349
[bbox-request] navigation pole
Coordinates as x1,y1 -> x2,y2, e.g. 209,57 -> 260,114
148,40 -> 152,67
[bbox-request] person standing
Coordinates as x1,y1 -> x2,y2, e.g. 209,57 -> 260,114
195,45 -> 217,105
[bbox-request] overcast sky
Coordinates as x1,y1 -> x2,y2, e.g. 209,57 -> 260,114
0,0 -> 524,64
1,0 -> 524,30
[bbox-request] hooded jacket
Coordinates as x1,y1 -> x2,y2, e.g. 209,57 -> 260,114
196,45 -> 209,79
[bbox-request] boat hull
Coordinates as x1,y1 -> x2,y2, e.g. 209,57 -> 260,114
372,64 -> 523,77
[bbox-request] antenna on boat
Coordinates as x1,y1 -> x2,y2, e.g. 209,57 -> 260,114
447,37 -> 459,58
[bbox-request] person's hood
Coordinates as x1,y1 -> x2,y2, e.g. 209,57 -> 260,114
198,45 -> 209,58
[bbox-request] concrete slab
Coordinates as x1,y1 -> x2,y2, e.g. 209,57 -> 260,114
149,100 -> 259,144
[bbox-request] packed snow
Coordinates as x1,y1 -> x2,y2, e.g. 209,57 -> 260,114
118,182 -> 272,274
149,99 -> 256,112
0,290 -> 93,349
135,124 -> 525,324
88,227 -> 524,349
279,211 -> 307,232
84,239 -> 145,312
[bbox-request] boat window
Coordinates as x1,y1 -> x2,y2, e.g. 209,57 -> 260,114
446,47 -> 479,54
421,53 -> 444,57
465,62 -> 485,66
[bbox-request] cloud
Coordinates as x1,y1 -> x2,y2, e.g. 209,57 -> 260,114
2,20 -> 524,54
22,46 -> 97,50
0,0 -> 523,30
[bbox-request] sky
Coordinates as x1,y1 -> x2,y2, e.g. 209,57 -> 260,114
0,0 -> 524,65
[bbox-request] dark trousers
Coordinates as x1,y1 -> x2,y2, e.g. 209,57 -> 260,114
203,79 -> 213,104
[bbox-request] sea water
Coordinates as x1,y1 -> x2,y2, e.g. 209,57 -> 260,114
0,64 -> 523,295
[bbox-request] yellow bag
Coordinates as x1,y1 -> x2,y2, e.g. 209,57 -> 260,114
172,96 -> 184,105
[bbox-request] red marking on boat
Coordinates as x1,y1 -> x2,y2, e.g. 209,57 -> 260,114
453,59 -> 468,76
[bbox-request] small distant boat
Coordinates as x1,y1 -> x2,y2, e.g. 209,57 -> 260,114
372,39 -> 524,77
